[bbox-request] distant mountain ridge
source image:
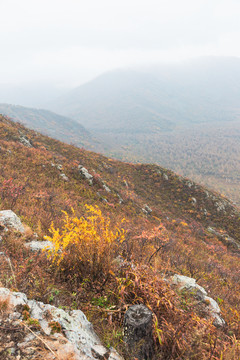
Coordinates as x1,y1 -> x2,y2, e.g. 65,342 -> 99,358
0,103 -> 94,148
47,57 -> 240,133
45,57 -> 240,206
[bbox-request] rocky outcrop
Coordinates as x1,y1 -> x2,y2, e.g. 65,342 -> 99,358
171,274 -> 225,327
208,227 -> 240,250
19,135 -> 33,148
0,287 -> 123,360
78,165 -> 93,185
0,210 -> 25,233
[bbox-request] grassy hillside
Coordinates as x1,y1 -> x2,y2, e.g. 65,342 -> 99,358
0,103 -> 96,150
1,115 -> 240,358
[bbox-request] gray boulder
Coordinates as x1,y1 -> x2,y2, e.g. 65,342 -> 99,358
171,274 -> 225,327
78,165 -> 93,185
0,210 -> 25,233
19,135 -> 33,148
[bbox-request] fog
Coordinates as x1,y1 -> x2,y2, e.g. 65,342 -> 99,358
1,0 -> 240,106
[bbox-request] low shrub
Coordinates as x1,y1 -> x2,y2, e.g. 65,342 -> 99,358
44,205 -> 125,284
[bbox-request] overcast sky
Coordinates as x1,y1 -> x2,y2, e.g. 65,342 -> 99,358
1,0 -> 240,92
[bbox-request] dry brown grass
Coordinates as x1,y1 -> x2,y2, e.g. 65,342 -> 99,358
0,296 -> 11,314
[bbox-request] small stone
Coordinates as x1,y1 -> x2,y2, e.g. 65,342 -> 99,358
24,241 -> 54,252
60,173 -> 69,181
142,204 -> 152,215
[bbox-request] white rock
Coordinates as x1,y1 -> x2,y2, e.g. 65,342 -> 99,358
102,182 -> 111,193
171,274 -> 225,327
60,173 -> 69,181
172,274 -> 207,295
19,136 -> 32,148
191,197 -> 197,205
0,210 -> 25,233
142,204 -> 152,215
0,287 -> 124,360
204,296 -> 225,327
186,181 -> 194,188
78,165 -> 93,185
24,241 -> 54,252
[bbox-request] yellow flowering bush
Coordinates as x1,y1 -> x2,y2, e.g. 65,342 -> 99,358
44,205 -> 125,282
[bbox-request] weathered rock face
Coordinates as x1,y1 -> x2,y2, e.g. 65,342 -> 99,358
0,288 -> 123,360
171,274 -> 225,327
0,210 -> 25,233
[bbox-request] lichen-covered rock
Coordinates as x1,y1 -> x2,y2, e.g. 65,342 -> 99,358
172,274 -> 207,295
0,288 -> 123,360
19,136 -> 33,148
0,210 -> 25,233
78,165 -> 93,185
171,274 -> 225,327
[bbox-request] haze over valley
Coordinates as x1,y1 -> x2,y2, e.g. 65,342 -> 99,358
2,57 -> 240,205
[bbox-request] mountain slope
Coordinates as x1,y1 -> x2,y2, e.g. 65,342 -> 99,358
1,115 -> 240,358
0,103 -> 95,149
